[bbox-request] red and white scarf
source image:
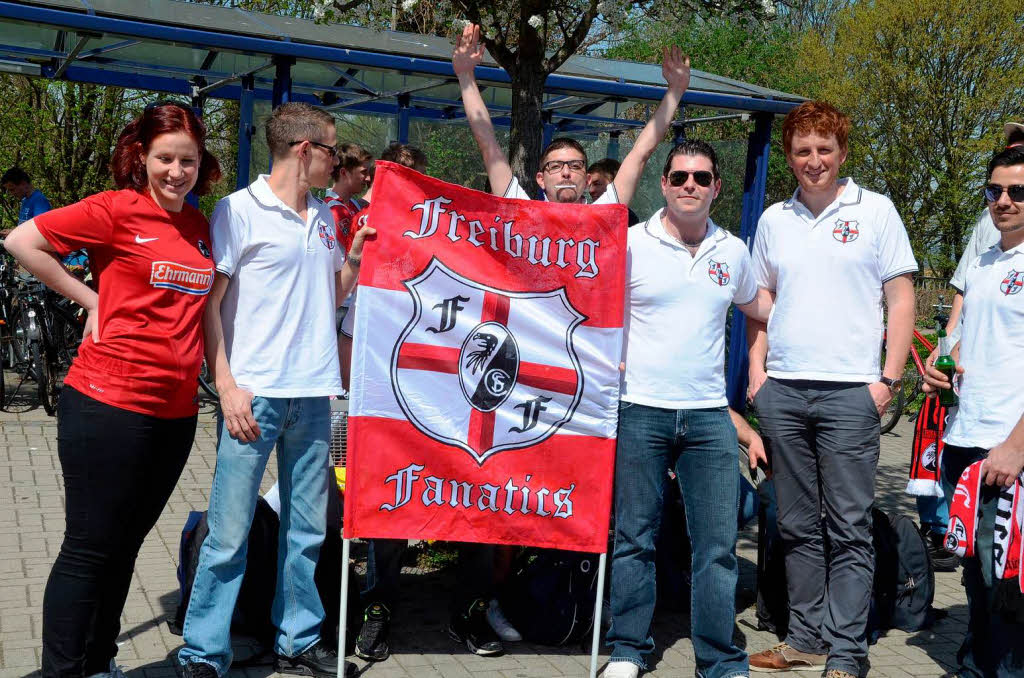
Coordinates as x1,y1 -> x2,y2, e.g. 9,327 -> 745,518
946,460 -> 1024,595
907,397 -> 949,497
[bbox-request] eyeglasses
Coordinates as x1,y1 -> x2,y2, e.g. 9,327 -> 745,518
984,183 -> 1024,202
667,170 -> 714,187
542,159 -> 586,174
289,139 -> 338,157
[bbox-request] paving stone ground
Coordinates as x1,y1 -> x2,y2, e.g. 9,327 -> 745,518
0,382 -> 966,678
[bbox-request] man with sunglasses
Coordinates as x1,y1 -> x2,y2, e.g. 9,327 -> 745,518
453,23 -> 689,208
605,140 -> 773,678
745,101 -> 917,678
178,103 -> 369,678
922,145 -> 1024,678
915,121 -> 1024,572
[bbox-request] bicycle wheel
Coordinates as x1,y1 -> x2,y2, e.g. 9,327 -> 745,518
0,320 -> 7,408
198,359 -> 218,401
879,377 -> 906,435
29,339 -> 58,416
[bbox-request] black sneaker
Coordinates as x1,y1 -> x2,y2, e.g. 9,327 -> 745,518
181,661 -> 218,678
922,526 -> 961,572
355,602 -> 391,662
274,641 -> 355,677
447,599 -> 504,656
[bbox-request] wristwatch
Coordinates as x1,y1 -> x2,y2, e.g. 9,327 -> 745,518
879,376 -> 903,394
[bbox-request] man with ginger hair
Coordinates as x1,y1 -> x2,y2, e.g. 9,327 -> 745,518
746,101 -> 917,678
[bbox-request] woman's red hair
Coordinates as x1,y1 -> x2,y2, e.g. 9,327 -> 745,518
111,102 -> 222,196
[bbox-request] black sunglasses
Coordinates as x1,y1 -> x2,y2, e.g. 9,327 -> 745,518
289,139 -> 339,157
144,99 -> 194,113
667,170 -> 714,187
984,183 -> 1024,202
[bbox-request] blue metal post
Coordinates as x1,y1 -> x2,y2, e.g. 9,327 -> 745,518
542,111 -> 555,148
397,93 -> 410,144
270,56 -> 292,171
726,112 -> 774,412
272,55 -> 293,107
607,131 -> 620,161
185,99 -> 202,209
236,74 -> 254,190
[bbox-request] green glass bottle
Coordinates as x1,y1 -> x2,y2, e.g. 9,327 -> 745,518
934,328 -> 958,407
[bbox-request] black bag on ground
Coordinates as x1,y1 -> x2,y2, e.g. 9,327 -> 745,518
754,480 -> 936,638
169,496 -> 280,644
499,548 -> 601,646
869,508 -> 935,633
754,478 -> 789,638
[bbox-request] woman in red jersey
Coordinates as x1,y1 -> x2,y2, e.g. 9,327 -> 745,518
4,102 -> 221,678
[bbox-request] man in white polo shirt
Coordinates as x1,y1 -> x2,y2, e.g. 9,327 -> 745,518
914,122 -> 1024,569
178,103 -> 371,678
746,101 -> 917,678
923,145 -> 1024,678
452,22 -> 690,208
604,140 -> 773,678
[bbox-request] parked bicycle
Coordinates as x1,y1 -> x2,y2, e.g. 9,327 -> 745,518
878,298 -> 952,434
1,272 -> 85,415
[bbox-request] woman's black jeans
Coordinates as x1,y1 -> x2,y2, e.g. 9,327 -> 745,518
42,386 -> 196,677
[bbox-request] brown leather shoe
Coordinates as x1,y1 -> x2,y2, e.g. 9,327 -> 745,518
823,670 -> 857,678
749,643 -> 828,672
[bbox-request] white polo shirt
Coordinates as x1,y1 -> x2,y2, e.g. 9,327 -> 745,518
212,175 -> 344,397
621,211 -> 758,408
751,178 -> 917,383
503,177 -> 620,205
944,241 -> 1024,449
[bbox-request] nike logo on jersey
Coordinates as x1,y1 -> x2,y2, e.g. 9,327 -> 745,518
135,234 -> 159,244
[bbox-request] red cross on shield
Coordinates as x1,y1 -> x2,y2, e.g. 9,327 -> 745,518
1001,269 -> 1023,296
391,259 -> 586,465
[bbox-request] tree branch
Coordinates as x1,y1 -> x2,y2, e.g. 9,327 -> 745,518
543,0 -> 599,73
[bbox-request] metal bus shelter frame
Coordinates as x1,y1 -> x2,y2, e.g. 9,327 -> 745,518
0,2 -> 799,674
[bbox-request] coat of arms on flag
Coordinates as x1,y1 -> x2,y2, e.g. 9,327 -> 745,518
392,259 -> 585,465
344,162 -> 628,553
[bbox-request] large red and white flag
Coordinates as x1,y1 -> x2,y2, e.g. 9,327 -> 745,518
343,162 -> 627,553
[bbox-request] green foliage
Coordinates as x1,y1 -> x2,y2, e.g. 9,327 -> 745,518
798,0 -> 1024,277
604,16 -> 812,220
0,77 -> 243,224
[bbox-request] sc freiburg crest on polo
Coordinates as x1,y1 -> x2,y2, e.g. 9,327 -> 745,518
1001,269 -> 1023,296
391,258 -> 586,465
833,219 -> 859,243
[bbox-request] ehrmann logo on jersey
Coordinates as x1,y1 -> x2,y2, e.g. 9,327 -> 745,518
149,261 -> 213,295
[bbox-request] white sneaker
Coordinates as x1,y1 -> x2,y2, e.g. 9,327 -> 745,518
486,598 -> 522,642
603,661 -> 640,678
85,659 -> 127,678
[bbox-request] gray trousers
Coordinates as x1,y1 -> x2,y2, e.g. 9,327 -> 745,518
753,378 -> 880,676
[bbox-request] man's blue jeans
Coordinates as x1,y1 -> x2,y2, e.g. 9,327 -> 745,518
916,494 -> 949,536
607,402 -> 747,678
179,396 -> 331,676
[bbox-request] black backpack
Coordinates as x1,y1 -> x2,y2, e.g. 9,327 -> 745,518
170,496 -> 280,644
869,508 -> 935,634
499,548 -> 601,646
754,478 -> 789,638
755,480 -> 936,638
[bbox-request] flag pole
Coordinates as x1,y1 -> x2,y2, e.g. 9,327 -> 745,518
337,537 -> 351,678
589,552 -> 608,678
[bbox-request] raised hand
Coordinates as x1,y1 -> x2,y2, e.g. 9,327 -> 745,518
662,45 -> 691,93
453,23 -> 485,77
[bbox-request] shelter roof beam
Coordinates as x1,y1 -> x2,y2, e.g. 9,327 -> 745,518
193,59 -> 273,97
53,31 -> 96,78
323,77 -> 450,111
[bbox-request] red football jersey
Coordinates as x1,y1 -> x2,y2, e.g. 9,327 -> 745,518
327,196 -> 368,253
35,189 -> 213,418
